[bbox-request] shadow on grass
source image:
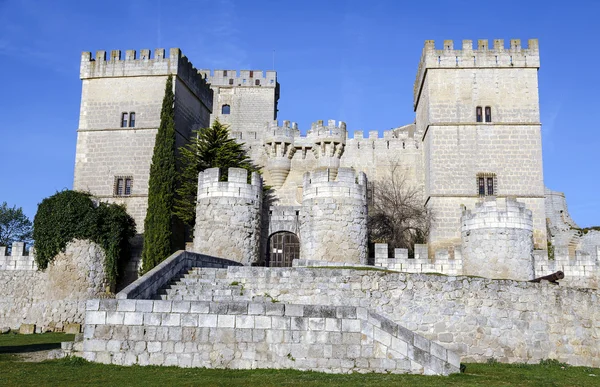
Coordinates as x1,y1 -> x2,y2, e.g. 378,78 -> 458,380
0,343 -> 61,354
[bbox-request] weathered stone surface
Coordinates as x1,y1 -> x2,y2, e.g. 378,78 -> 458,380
0,240 -> 108,331
19,324 -> 35,334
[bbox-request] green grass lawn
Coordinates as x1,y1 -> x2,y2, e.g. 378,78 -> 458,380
0,334 -> 598,386
0,332 -> 75,354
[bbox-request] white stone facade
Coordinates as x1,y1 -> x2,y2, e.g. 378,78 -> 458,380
71,39 -> 598,285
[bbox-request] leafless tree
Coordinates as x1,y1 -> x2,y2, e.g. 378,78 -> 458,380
368,162 -> 432,256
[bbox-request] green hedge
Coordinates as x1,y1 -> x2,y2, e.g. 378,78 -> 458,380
33,190 -> 136,285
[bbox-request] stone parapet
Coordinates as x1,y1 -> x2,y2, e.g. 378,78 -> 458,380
198,69 -> 277,88
80,48 -> 213,110
0,242 -> 36,270
414,38 -> 540,108
373,243 -> 463,276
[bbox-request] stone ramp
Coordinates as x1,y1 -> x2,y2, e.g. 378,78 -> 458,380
80,299 -> 460,375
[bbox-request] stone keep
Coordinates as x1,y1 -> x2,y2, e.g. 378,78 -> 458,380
461,198 -> 534,281
414,39 -> 546,253
300,167 -> 368,264
193,167 -> 262,265
74,48 -> 213,233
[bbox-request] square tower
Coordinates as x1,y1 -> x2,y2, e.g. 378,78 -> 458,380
74,48 -> 213,234
198,69 -> 279,163
414,39 -> 546,251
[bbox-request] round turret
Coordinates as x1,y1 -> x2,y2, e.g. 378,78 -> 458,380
264,120 -> 299,188
461,198 -> 534,281
193,167 -> 262,265
307,120 -> 347,180
299,167 -> 368,264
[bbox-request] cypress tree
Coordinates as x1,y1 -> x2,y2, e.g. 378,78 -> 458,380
174,119 -> 258,229
141,75 -> 176,273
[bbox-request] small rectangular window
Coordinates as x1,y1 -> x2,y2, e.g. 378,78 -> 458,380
121,113 -> 128,127
476,107 -> 483,123
255,79 -> 260,86
478,177 -> 485,196
249,71 -> 254,77
114,176 -> 133,197
125,178 -> 132,195
229,78 -> 234,85
223,70 -> 227,76
486,177 -> 494,196
116,178 -> 124,196
485,106 -> 492,122
129,112 -> 136,127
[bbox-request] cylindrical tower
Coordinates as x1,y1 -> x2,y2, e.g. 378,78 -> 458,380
264,120 -> 299,188
193,167 -> 262,265
306,119 -> 346,180
461,198 -> 534,280
299,167 -> 368,264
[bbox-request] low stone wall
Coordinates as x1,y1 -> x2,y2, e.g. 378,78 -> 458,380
210,267 -> 600,367
117,251 -> 242,300
0,240 -> 107,331
81,299 -> 459,375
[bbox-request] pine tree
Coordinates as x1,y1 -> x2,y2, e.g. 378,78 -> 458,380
174,119 -> 258,229
141,75 -> 176,273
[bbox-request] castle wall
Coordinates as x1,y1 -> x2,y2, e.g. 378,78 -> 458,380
218,267 -> 600,367
81,299 -> 459,375
193,168 -> 262,265
299,168 -> 368,264
0,240 -> 107,331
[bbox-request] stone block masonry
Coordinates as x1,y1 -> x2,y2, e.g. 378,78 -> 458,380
193,168 -> 263,265
461,198 -> 535,281
214,266 -> 600,367
80,299 -> 459,375
0,240 -> 107,331
299,167 -> 368,264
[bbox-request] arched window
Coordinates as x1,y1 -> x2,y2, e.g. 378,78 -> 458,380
222,104 -> 230,115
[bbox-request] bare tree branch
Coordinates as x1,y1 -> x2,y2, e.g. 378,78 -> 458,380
368,161 -> 432,256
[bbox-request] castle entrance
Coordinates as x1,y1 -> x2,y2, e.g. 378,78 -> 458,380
267,232 -> 299,267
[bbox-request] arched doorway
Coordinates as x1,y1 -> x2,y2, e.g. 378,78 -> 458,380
267,232 -> 300,267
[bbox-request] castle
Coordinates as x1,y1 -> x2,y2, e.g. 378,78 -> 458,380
72,39 -> 599,286
1,39 -> 599,373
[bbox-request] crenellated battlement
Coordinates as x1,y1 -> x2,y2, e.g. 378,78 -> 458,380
414,38 -> 540,108
0,242 -> 37,270
80,48 -> 212,105
198,69 -> 277,87
461,197 -> 533,232
302,167 -> 367,201
307,119 -> 347,138
265,120 -> 300,142
197,167 -> 262,202
373,243 -> 463,275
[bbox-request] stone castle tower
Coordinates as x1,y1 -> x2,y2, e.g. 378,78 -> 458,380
414,39 -> 546,252
74,48 -> 213,233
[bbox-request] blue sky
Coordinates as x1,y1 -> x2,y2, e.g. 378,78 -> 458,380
0,0 -> 599,226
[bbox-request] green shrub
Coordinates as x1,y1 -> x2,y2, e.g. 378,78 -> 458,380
33,190 -> 136,285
